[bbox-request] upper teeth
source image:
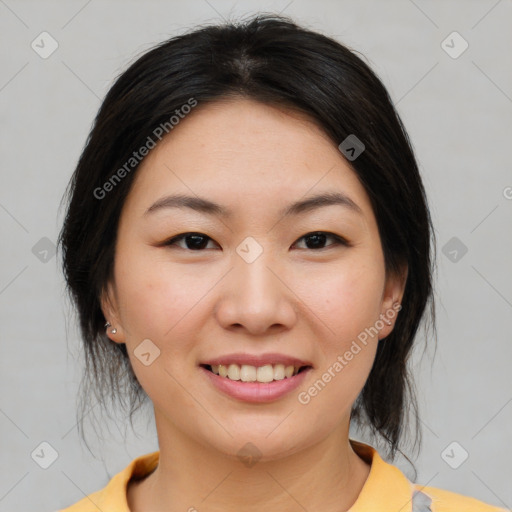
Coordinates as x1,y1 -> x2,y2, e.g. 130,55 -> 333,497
211,364 -> 301,382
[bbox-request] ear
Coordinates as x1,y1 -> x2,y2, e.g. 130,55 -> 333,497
378,264 -> 408,340
100,280 -> 126,344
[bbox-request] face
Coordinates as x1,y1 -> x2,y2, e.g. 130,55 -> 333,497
101,97 -> 406,461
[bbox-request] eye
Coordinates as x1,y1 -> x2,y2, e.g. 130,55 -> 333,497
292,231 -> 349,250
162,231 -> 348,251
163,232 -> 218,251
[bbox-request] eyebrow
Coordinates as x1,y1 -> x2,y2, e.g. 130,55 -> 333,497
144,191 -> 363,218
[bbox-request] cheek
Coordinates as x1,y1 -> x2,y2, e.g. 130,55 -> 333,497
295,263 -> 383,420
113,254 -> 207,405
299,258 -> 385,342
113,249 -> 206,347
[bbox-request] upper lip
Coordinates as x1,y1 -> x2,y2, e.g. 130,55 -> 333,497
201,353 -> 313,368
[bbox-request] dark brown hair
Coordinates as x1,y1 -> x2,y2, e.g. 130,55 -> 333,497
58,13 -> 436,465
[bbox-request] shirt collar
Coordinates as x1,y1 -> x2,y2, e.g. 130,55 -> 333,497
348,439 -> 415,512
98,449 -> 159,511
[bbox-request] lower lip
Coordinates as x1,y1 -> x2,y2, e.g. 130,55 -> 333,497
200,366 -> 312,403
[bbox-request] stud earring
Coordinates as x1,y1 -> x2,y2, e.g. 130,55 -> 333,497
383,301 -> 402,326
104,321 -> 117,334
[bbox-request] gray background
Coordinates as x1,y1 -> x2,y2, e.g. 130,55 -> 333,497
1,1 -> 511,511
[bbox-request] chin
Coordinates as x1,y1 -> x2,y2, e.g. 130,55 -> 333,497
198,425 -> 321,465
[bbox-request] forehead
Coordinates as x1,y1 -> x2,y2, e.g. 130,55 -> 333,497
122,98 -> 374,223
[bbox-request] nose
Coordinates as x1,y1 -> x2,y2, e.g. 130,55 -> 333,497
214,249 -> 297,336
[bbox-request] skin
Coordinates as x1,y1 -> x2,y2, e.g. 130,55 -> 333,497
101,97 -> 407,512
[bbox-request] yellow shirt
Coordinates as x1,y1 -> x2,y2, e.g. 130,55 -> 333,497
58,440 -> 509,512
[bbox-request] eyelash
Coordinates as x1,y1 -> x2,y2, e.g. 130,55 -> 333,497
162,231 -> 349,252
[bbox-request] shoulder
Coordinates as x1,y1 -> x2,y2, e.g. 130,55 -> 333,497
57,450 -> 160,512
349,440 -> 509,512
414,484 -> 510,512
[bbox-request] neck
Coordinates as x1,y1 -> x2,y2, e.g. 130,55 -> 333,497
129,411 -> 372,512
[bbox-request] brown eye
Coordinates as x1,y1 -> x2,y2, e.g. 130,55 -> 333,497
164,233 -> 217,251
293,231 -> 348,250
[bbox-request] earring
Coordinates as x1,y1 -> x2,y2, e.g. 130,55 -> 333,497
104,321 -> 117,334
384,318 -> 392,326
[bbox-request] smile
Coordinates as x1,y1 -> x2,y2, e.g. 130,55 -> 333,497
201,363 -> 311,383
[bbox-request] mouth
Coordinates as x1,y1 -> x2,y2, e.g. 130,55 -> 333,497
199,355 -> 314,402
200,363 -> 313,383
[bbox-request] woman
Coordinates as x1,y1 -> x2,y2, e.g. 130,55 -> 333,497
57,14 -> 507,512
